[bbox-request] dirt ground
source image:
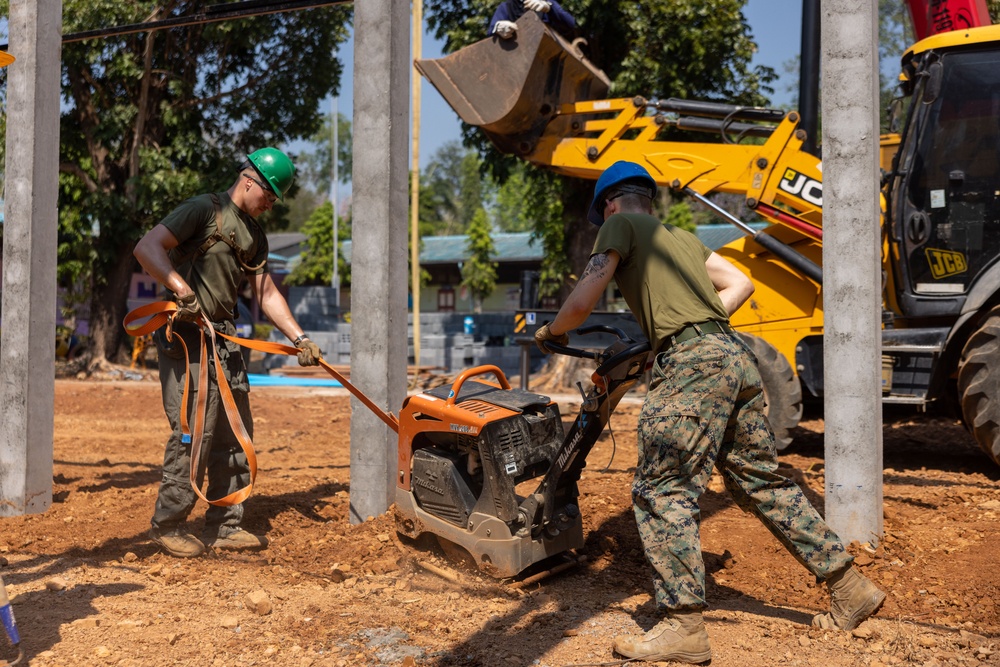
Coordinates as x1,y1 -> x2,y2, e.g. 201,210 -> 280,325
0,370 -> 997,667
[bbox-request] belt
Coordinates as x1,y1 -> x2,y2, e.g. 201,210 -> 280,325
661,320 -> 733,352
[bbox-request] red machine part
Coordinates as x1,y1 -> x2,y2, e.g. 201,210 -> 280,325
907,0 -> 991,41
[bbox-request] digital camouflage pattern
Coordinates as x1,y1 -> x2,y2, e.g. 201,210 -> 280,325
633,332 -> 853,610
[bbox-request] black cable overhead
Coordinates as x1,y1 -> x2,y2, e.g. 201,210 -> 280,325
0,0 -> 352,50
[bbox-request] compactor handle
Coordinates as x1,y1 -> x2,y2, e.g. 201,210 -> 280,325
445,365 -> 511,406
595,340 -> 652,376
541,323 -> 629,358
541,341 -> 600,359
576,324 -> 631,339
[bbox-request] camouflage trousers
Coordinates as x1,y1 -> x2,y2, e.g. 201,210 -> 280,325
151,319 -> 253,534
633,332 -> 852,611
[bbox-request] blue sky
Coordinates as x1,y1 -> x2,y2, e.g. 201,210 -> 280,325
314,0 -> 804,190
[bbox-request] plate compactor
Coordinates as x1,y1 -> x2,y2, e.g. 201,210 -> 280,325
393,326 -> 650,578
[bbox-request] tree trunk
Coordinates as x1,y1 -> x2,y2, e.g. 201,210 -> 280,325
88,242 -> 140,368
562,177 -> 600,302
530,355 -> 595,394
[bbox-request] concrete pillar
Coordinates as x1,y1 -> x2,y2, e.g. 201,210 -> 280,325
820,0 -> 884,544
0,0 -> 63,515
349,0 -> 409,523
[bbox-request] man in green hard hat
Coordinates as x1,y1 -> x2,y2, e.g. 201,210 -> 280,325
134,147 -> 322,558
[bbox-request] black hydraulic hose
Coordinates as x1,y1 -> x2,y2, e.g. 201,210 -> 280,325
684,188 -> 823,284
674,116 -> 775,139
654,98 -> 787,123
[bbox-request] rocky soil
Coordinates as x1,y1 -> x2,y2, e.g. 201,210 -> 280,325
0,376 -> 996,667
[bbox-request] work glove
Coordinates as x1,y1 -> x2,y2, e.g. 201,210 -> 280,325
524,0 -> 551,13
295,336 -> 322,367
173,293 -> 202,323
493,20 -> 518,39
534,323 -> 568,354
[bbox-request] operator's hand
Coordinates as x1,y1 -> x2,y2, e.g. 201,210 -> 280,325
173,292 -> 202,323
295,336 -> 322,367
493,20 -> 518,39
524,0 -> 551,13
534,323 -> 568,354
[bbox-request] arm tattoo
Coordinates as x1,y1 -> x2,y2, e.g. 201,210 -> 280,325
580,253 -> 612,283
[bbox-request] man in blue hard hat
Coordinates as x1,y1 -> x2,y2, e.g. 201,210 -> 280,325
535,161 -> 885,663
134,147 -> 322,558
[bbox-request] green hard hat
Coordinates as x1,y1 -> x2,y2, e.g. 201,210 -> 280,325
247,147 -> 296,201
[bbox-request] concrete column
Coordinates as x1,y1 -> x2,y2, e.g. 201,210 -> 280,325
0,0 -> 63,515
820,0 -> 884,544
349,0 -> 409,523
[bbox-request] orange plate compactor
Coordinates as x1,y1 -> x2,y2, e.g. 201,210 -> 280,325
393,326 -> 650,578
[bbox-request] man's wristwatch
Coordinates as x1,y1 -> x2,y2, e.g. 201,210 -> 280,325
293,334 -> 310,347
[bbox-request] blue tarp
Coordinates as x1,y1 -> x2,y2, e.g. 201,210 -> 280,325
248,373 -> 342,388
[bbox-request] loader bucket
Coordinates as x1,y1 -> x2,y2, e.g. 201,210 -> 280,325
415,11 -> 610,156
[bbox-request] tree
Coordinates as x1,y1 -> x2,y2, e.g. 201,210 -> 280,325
281,187 -> 325,233
424,0 -> 775,295
665,199 -> 696,234
523,168 -> 568,300
299,112 -> 353,197
782,2 -> 998,134
461,207 -> 497,313
418,141 -> 494,236
0,1 -> 352,366
280,112 -> 352,232
492,163 -> 533,232
284,200 -> 351,288
878,0 -> 916,133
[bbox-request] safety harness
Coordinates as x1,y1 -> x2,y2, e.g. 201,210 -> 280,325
123,301 -> 399,507
191,193 -> 267,272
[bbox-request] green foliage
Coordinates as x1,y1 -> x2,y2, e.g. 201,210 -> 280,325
780,3 -> 966,135
418,141 -> 495,236
424,0 -> 775,290
253,323 -> 275,341
664,200 -> 696,234
461,208 -> 498,312
425,1 -> 775,104
0,0 -> 352,361
282,188 -> 325,232
284,201 -> 351,287
299,112 -> 353,195
523,169 -> 569,298
493,163 -> 533,232
878,0 -> 915,133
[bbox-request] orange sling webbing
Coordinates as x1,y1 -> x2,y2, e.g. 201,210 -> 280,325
123,301 -> 398,507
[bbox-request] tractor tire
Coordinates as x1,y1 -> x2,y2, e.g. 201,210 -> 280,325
735,332 -> 803,451
957,306 -> 1000,467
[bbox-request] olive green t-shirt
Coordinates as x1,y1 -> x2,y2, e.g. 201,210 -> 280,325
160,192 -> 268,322
593,212 -> 729,352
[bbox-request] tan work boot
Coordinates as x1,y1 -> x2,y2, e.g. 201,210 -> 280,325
204,527 -> 269,551
812,565 -> 886,630
613,611 -> 711,664
149,527 -> 205,558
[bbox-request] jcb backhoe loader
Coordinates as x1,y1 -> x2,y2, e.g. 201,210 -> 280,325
415,12 -> 1000,469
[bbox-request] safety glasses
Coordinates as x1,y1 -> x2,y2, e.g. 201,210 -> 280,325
246,174 -> 277,203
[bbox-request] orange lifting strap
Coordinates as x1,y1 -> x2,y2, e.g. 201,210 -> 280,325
123,301 -> 399,507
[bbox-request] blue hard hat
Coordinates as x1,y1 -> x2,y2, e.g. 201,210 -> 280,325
587,161 -> 658,226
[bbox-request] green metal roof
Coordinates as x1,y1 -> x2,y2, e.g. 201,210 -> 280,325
697,222 -> 769,251
340,224 -> 768,265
